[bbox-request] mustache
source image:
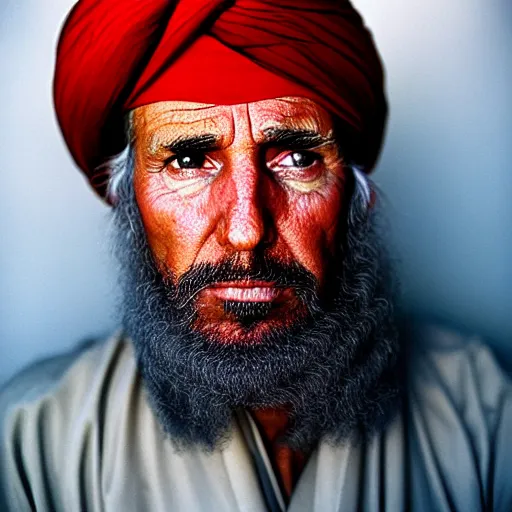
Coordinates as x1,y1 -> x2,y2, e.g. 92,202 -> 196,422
168,254 -> 320,310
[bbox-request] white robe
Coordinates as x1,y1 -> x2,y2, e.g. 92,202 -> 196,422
1,325 -> 511,511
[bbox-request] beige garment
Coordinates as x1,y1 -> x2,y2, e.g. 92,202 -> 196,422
1,326 -> 511,511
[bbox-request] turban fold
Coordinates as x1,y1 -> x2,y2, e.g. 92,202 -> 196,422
54,0 -> 387,200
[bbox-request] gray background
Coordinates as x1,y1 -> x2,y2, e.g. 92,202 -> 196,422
0,0 -> 511,384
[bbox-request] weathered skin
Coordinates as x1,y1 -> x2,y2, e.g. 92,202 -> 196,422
132,97 -> 349,495
132,97 -> 347,345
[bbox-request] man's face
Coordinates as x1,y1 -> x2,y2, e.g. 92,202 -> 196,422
114,98 -> 399,449
132,97 -> 347,344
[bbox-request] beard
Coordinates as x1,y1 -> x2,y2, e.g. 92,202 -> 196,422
111,167 -> 402,451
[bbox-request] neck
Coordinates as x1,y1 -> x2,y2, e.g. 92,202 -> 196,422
251,407 -> 310,500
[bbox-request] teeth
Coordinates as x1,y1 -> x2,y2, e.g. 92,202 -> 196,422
213,287 -> 278,302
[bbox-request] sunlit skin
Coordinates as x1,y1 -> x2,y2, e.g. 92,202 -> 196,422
132,96 -> 347,345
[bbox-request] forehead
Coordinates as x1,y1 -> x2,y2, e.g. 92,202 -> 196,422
132,96 -> 334,143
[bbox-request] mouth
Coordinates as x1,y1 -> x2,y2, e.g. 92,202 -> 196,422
209,281 -> 280,302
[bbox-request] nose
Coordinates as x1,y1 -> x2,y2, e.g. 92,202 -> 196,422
219,163 -> 268,251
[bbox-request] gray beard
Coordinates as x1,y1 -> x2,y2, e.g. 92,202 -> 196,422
111,168 -> 403,451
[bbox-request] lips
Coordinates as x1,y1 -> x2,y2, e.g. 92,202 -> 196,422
209,282 -> 279,302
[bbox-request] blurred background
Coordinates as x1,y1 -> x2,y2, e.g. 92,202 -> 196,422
0,0 -> 511,384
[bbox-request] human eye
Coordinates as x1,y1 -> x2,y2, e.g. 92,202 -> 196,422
166,151 -> 220,179
268,149 -> 324,186
159,151 -> 222,196
275,151 -> 320,170
268,150 -> 322,176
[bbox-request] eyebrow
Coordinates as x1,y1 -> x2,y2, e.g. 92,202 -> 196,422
156,128 -> 335,154
261,127 -> 336,149
160,133 -> 221,153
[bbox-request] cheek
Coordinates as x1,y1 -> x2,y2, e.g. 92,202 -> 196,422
277,181 -> 344,282
133,172 -> 216,277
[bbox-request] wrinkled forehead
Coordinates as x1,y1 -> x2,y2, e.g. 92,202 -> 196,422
131,96 -> 335,146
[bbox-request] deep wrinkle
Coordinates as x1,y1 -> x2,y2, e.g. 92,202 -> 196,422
132,96 -> 346,344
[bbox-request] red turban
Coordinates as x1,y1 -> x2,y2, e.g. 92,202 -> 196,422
54,0 -> 387,200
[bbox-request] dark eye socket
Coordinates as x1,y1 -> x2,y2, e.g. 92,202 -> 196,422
169,151 -> 206,169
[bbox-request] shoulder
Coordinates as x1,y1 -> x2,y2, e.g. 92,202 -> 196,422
407,323 -> 512,511
0,331 -> 137,511
410,323 -> 511,418
0,330 -> 134,424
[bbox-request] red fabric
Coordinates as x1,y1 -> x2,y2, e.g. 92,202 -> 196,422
54,0 -> 387,200
127,36 -> 321,112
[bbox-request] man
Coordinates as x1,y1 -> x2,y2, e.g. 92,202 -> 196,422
1,0 -> 511,510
